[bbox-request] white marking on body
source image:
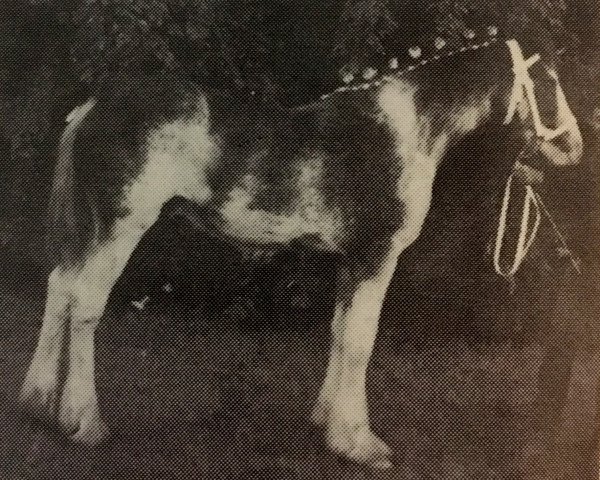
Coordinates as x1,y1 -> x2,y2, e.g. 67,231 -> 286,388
219,156 -> 343,248
138,116 -> 216,211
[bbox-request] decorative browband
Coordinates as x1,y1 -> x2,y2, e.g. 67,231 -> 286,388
321,25 -> 500,100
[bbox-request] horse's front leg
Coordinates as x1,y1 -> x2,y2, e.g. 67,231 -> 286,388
310,268 -> 353,428
321,254 -> 399,469
315,156 -> 438,469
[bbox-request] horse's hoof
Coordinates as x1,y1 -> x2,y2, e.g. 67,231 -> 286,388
19,378 -> 60,425
59,398 -> 110,446
69,417 -> 110,446
327,424 -> 393,470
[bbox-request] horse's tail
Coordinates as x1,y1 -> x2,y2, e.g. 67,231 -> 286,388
47,98 -> 98,267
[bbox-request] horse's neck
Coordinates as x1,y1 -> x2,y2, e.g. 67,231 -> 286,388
445,88 -> 495,137
379,79 -> 495,164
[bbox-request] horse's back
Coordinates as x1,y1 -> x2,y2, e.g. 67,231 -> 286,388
58,74 -> 410,262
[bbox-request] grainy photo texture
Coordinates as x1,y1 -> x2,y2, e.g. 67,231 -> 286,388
1,1 -> 599,479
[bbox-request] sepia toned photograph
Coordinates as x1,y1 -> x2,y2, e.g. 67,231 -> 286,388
0,1 -> 599,478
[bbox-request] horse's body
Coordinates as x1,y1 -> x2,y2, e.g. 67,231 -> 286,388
20,31 -> 582,468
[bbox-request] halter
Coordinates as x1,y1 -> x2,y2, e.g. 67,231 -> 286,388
503,39 -> 578,141
494,39 -> 581,280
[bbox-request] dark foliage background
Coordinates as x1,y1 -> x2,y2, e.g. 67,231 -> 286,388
0,0 -> 598,334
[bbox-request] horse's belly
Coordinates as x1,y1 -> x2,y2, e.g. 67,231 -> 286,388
217,185 -> 344,251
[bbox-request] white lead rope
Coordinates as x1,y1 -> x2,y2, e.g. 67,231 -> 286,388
494,173 -> 541,278
494,173 -> 582,278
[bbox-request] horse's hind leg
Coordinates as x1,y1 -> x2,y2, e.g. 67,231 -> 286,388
20,267 -> 75,422
57,216 -> 159,444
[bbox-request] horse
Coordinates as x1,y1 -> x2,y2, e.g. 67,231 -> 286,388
19,26 -> 583,469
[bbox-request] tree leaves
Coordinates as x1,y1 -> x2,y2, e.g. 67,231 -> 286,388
333,0 -> 397,65
71,0 -> 175,83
